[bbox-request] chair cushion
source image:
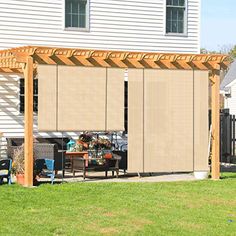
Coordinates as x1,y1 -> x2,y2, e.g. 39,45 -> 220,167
0,170 -> 8,176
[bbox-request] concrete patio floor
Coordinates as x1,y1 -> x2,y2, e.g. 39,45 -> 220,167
9,163 -> 235,185
37,171 -> 197,184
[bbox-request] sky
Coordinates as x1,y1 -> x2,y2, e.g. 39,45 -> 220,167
201,0 -> 236,51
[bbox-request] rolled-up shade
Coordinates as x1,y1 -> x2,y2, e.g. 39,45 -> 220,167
38,65 -> 125,132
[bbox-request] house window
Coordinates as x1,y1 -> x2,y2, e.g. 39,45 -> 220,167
166,0 -> 186,34
65,0 -> 88,29
19,78 -> 38,113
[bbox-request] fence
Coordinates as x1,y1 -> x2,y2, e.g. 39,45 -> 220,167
220,109 -> 236,163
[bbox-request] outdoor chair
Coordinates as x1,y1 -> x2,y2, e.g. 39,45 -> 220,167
7,138 -> 66,173
35,159 -> 55,184
0,159 -> 12,185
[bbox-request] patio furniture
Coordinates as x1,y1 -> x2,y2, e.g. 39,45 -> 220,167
64,151 -> 88,174
35,159 -> 55,184
7,138 -> 66,172
0,159 -> 12,185
113,150 -> 127,173
71,155 -> 121,179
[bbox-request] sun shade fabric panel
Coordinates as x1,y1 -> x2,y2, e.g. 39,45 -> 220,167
37,65 -> 125,132
38,65 -> 57,131
128,69 -> 144,173
144,70 -> 194,172
58,66 -> 107,131
106,68 -> 125,131
193,70 -> 209,172
128,69 -> 209,173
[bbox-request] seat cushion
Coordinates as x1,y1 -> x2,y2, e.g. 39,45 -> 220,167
0,170 -> 8,176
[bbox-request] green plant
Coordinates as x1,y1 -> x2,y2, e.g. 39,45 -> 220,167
73,143 -> 84,152
90,138 -> 112,150
79,133 -> 93,143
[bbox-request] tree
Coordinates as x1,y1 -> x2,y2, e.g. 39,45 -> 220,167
229,45 -> 236,58
201,44 -> 236,58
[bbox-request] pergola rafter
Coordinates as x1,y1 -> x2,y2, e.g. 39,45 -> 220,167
0,46 -> 232,187
0,46 -> 231,72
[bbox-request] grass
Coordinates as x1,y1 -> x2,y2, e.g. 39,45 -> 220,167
0,173 -> 236,236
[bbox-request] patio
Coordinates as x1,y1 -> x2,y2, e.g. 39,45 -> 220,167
37,172 -> 197,184
0,46 -> 232,186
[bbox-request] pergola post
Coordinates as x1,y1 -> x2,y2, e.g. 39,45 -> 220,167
23,56 -> 34,187
211,69 -> 220,180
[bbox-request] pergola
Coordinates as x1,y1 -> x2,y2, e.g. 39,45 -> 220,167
0,46 -> 232,187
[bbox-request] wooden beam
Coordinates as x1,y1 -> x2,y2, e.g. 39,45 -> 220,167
23,56 -> 34,187
211,70 -> 220,180
0,46 -> 232,71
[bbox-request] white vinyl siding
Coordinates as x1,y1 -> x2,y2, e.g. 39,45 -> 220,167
0,0 -> 200,53
225,84 -> 236,116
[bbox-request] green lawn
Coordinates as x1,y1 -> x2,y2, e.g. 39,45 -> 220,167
0,173 -> 236,236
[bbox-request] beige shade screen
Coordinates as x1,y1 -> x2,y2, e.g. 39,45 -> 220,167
38,65 -> 125,132
128,69 -> 209,173
144,70 -> 194,172
106,68 -> 125,131
193,70 -> 209,172
38,65 -> 57,131
128,69 -> 144,172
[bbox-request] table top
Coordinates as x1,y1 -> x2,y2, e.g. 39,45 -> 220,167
77,157 -> 120,161
65,151 -> 88,155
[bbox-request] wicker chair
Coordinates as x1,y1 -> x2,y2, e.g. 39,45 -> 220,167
6,138 -> 64,172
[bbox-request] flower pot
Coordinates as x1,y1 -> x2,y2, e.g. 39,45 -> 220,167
16,174 -> 25,185
104,153 -> 112,159
194,171 -> 209,180
77,140 -> 89,149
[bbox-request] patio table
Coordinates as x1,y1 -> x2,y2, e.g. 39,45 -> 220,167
65,151 -> 88,173
65,152 -> 120,179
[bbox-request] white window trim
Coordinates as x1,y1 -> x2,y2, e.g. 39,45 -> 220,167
63,0 -> 90,32
18,78 -> 38,115
164,0 -> 188,37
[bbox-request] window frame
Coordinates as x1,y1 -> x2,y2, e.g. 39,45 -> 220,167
19,78 -> 38,114
63,0 -> 90,31
164,0 -> 188,36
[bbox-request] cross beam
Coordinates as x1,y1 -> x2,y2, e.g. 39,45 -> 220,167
0,46 -> 231,71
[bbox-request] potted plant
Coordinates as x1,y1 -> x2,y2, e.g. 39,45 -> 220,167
77,133 -> 93,150
12,145 -> 37,185
90,137 -> 112,150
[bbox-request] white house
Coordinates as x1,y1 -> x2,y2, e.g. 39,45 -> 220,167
0,0 -> 201,158
221,60 -> 236,115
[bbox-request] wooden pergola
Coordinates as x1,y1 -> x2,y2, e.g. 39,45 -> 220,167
0,46 -> 232,187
